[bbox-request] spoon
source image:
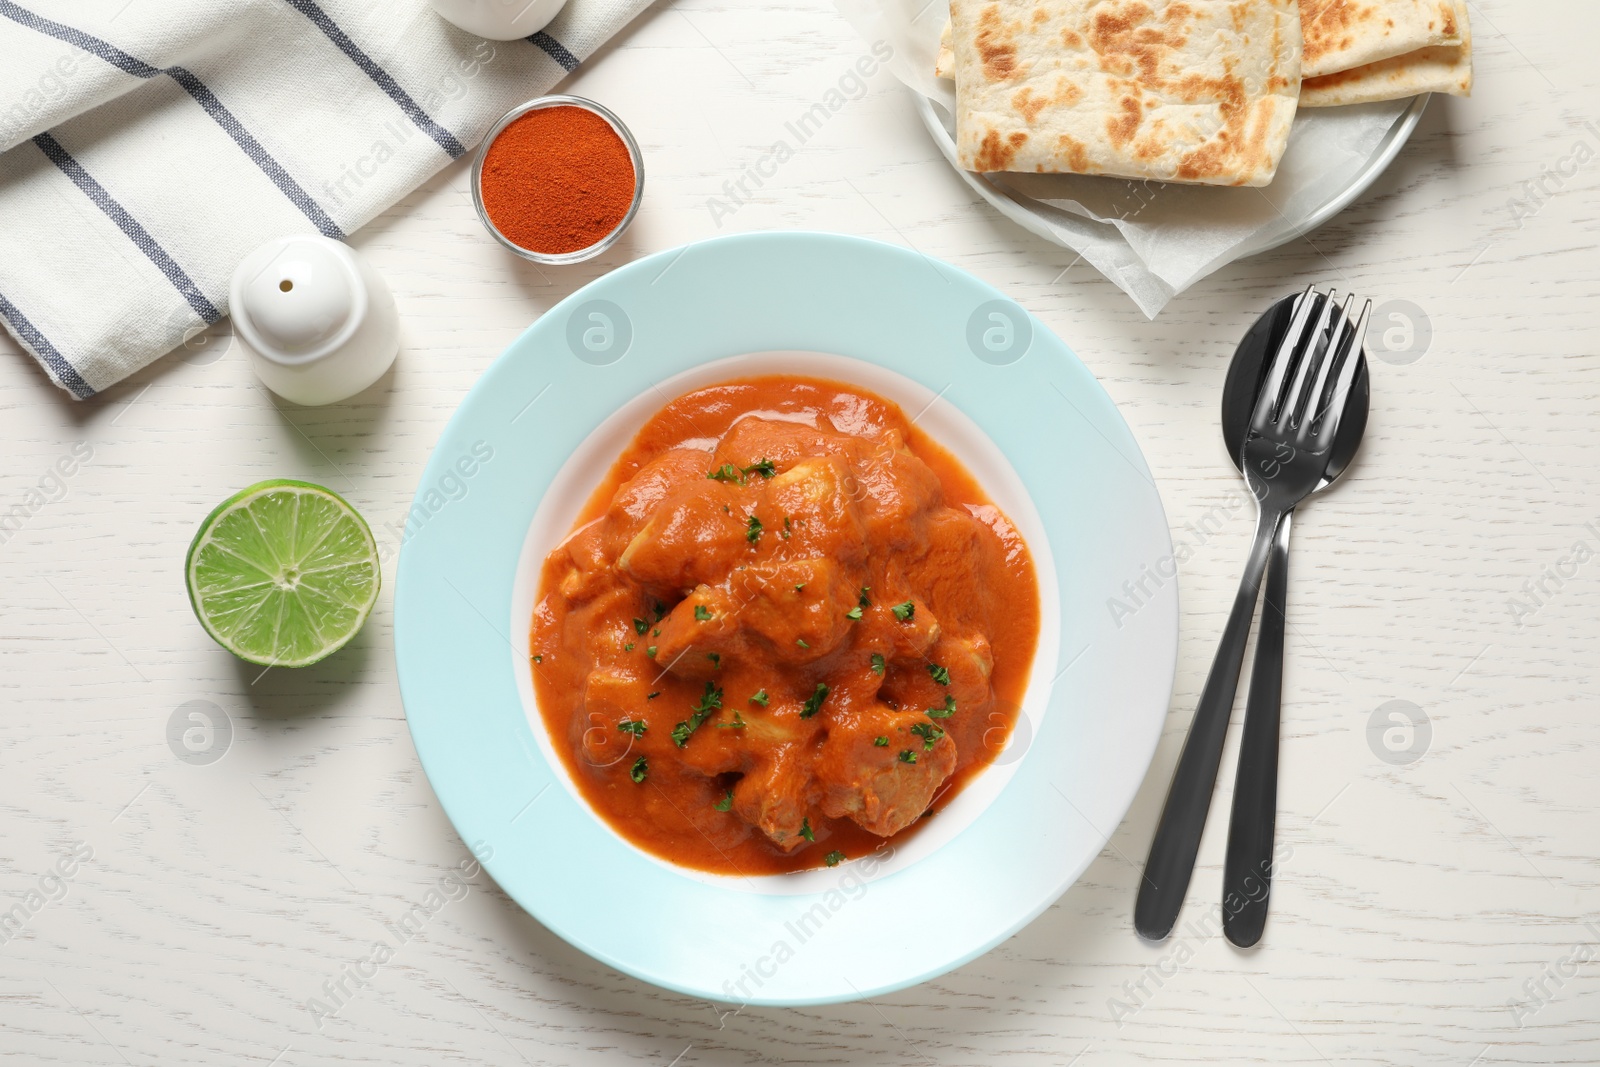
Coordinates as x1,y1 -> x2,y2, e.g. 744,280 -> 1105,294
1217,290 -> 1369,947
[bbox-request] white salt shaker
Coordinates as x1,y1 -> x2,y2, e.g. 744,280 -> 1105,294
230,235 -> 399,406
428,0 -> 569,39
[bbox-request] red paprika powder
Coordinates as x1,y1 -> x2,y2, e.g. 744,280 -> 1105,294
479,104 -> 637,255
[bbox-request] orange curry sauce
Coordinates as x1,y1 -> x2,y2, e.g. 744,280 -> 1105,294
530,377 -> 1040,875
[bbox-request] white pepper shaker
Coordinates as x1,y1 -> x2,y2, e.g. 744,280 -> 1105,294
428,0 -> 569,39
230,235 -> 399,406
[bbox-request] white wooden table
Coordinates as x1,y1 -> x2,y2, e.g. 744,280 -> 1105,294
3,1 -> 1597,1063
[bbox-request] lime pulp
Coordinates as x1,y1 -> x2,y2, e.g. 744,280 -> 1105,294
185,479 -> 380,667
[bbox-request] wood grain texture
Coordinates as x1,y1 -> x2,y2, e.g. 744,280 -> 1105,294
1,0 -> 1597,1063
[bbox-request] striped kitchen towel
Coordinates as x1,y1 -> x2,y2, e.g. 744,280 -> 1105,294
0,0 -> 655,398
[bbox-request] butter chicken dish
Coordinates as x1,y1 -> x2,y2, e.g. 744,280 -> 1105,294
530,377 -> 1040,874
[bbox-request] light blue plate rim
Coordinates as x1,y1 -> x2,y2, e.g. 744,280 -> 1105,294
394,231 -> 1179,1006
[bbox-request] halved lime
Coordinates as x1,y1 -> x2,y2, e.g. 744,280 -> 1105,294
185,479 -> 380,667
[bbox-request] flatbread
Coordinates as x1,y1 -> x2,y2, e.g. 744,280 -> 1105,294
1301,36 -> 1470,104
950,0 -> 1301,186
1300,0 -> 1462,78
936,19 -> 954,78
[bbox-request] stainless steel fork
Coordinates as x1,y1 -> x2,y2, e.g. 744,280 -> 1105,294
1135,285 -> 1370,942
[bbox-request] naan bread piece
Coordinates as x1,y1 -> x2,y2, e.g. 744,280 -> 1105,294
1300,0 -> 1462,78
951,0 -> 1301,187
1301,35 -> 1470,104
936,19 -> 955,79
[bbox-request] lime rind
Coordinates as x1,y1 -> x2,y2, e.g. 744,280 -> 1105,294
186,479 -> 380,668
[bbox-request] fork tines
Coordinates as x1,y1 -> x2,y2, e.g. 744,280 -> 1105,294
1310,295 -> 1371,445
1250,285 -> 1372,448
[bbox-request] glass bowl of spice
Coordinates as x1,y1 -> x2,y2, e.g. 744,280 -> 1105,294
472,95 -> 643,265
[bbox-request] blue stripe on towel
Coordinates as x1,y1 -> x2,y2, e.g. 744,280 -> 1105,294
281,0 -> 467,159
0,290 -> 94,398
0,1 -> 344,238
32,132 -> 222,323
526,31 -> 579,73
0,0 -> 158,76
164,68 -> 344,238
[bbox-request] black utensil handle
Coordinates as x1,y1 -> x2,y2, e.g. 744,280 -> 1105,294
1135,506 -> 1281,941
1223,509 -> 1292,948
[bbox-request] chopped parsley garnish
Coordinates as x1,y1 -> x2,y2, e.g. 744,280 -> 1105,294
796,638 -> 810,648
652,628 -> 661,637
794,583 -> 805,593
800,817 -> 815,842
781,516 -> 793,540
870,653 -> 886,675
647,692 -> 661,700
624,643 -> 635,652
874,736 -> 889,747
714,789 -> 734,812
898,749 -> 918,764
745,514 -> 763,543
910,722 -> 945,750
926,663 -> 950,686
646,645 -> 657,658
651,600 -> 667,622
633,618 -> 648,635
694,604 -> 712,621
799,682 -> 829,719
750,689 -> 769,707
707,459 -> 776,485
858,586 -> 871,608
532,654 -> 543,663
630,756 -> 648,783
845,606 -> 863,621
927,695 -> 957,719
717,710 -> 746,729
671,682 -> 724,747
618,719 -> 647,737
706,651 -> 721,669
891,601 -> 916,622
824,850 -> 845,867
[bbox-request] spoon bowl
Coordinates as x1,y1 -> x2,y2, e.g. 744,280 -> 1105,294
1221,291 -> 1369,482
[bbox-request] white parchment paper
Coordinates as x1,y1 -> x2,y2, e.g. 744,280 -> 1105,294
834,0 -> 1417,316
